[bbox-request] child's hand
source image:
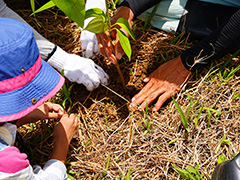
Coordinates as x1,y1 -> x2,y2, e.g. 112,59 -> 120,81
16,102 -> 66,126
51,114 -> 78,163
54,114 -> 78,146
36,102 -> 66,120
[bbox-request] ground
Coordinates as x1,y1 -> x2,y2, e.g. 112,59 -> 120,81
6,0 -> 240,179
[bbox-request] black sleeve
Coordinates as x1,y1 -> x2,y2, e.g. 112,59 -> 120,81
181,9 -> 240,71
118,0 -> 161,18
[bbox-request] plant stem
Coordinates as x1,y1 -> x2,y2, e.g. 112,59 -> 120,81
105,0 -> 127,93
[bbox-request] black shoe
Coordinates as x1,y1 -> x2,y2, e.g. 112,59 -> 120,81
211,153 -> 240,180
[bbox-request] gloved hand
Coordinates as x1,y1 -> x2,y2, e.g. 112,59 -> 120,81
80,0 -> 106,58
80,30 -> 99,58
47,46 -> 109,91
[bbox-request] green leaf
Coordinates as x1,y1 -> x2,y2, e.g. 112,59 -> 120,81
185,170 -> 198,180
222,139 -> 231,145
52,0 -> 85,27
202,107 -> 221,115
221,49 -> 240,69
186,165 -> 201,178
172,97 -> 190,132
217,154 -> 228,164
101,153 -> 111,179
227,65 -> 240,79
216,133 -> 230,153
186,98 -> 193,120
85,8 -> 106,21
172,164 -> 190,179
168,139 -> 177,144
115,17 -> 135,41
31,1 -> 55,16
84,16 -> 108,33
67,174 -> 76,180
30,0 -> 35,13
116,29 -> 132,60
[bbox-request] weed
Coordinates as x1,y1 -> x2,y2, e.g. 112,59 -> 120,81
58,69 -> 75,109
172,96 -> 190,132
101,153 -> 111,179
221,49 -> 240,69
173,96 -> 221,131
217,153 -> 238,165
172,163 -> 205,180
67,166 -> 77,180
83,139 -> 91,147
122,169 -> 133,180
232,90 -> 240,100
202,107 -> 221,128
215,133 -> 231,153
168,138 -> 177,144
217,154 -> 228,164
142,102 -> 152,135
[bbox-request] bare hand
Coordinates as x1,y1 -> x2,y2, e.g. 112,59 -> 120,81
16,102 -> 66,126
96,6 -> 134,64
130,56 -> 192,111
51,114 -> 78,163
53,114 -> 78,146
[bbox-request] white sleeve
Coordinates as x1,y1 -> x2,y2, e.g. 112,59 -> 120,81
33,159 -> 69,180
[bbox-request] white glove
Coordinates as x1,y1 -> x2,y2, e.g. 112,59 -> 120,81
80,30 -> 99,58
80,0 -> 106,58
47,46 -> 109,91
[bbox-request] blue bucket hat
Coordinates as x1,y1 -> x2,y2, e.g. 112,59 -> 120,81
0,18 -> 65,122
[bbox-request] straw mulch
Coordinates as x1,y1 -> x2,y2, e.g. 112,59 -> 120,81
8,0 -> 240,179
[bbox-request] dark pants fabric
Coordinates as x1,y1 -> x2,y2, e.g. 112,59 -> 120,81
177,0 -> 239,41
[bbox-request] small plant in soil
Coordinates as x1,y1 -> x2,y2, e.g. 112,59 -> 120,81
31,0 -> 135,92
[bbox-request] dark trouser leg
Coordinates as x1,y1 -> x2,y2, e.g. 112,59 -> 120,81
177,0 -> 239,41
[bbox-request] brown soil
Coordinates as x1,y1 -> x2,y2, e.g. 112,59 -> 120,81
7,0 -> 240,179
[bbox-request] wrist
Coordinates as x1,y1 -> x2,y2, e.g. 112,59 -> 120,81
47,46 -> 69,73
175,56 -> 192,75
16,113 -> 39,127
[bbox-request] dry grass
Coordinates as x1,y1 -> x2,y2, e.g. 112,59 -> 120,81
8,1 -> 240,179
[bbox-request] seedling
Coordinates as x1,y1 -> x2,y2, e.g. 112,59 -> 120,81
31,0 -> 136,92
202,107 -> 221,128
84,1 -> 135,91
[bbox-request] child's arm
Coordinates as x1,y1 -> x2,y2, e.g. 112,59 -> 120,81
33,113 -> 78,179
16,102 -> 66,127
0,113 -> 78,180
50,113 -> 78,164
